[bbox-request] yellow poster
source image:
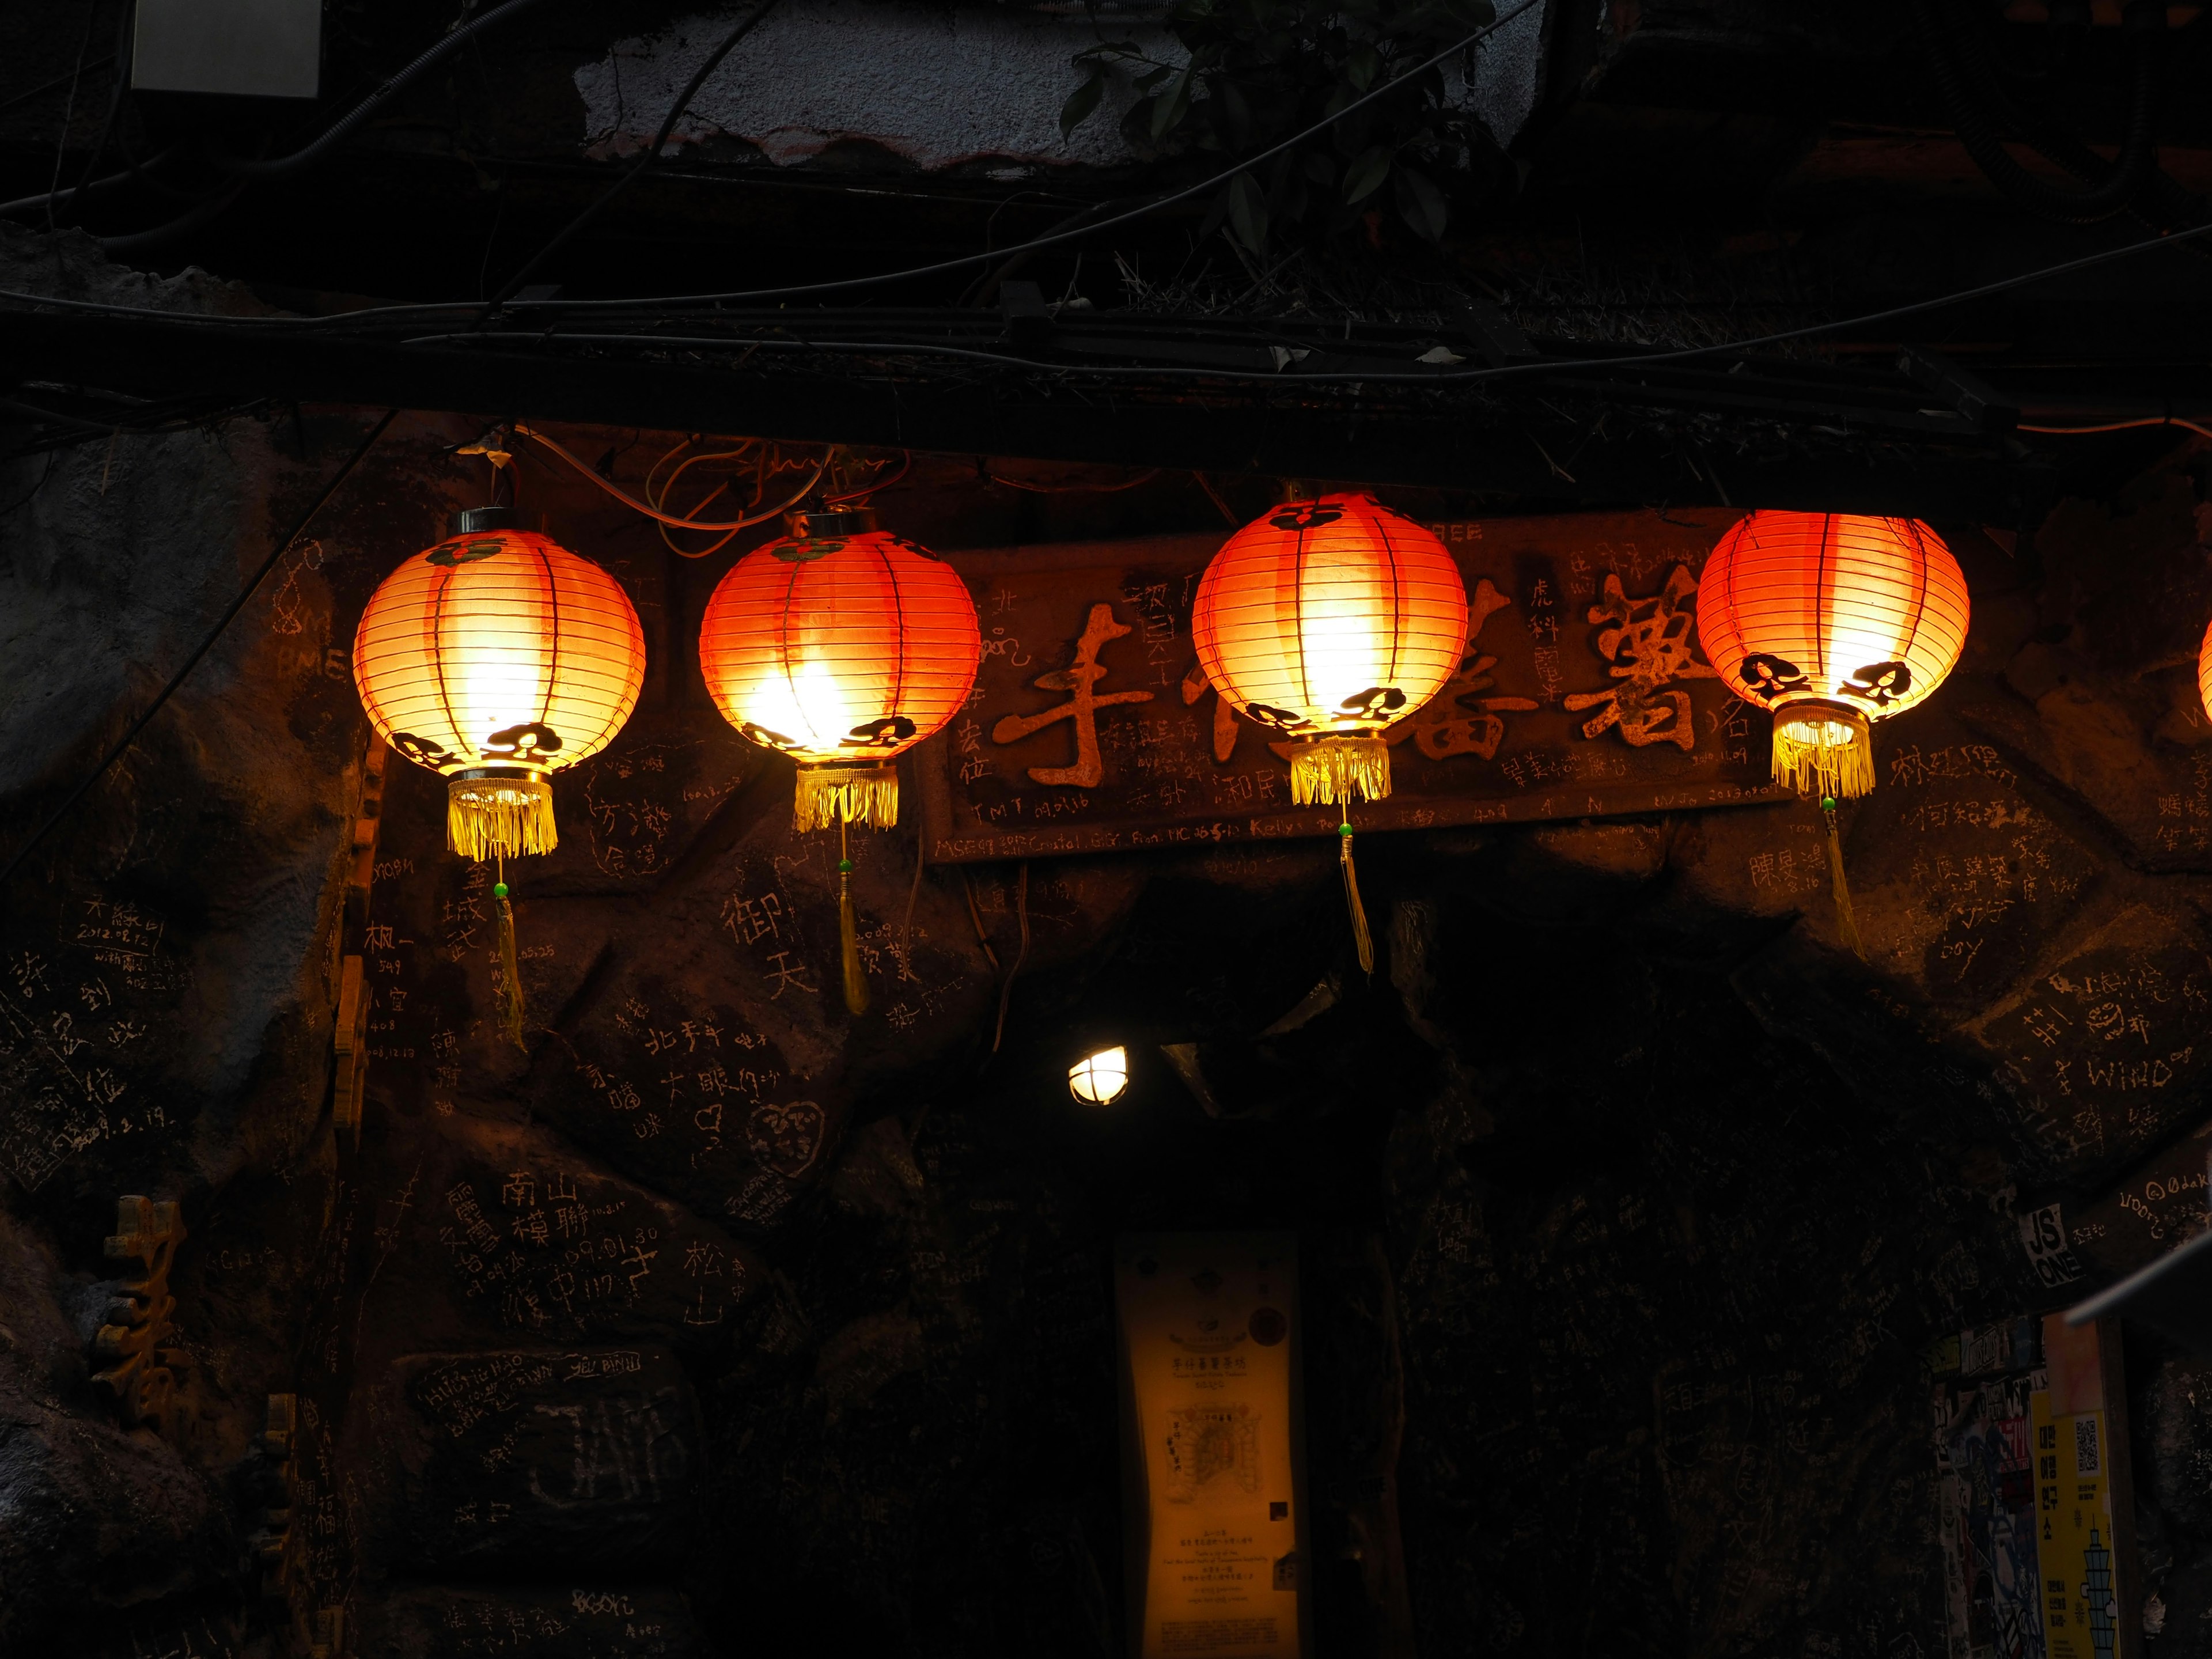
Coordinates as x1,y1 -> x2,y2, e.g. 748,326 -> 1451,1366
1116,1233 -> 1309,1659
2033,1316 -> 2125,1659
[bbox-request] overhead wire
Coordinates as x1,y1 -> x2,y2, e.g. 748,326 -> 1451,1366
982,464 -> 1161,493
480,0 -> 781,315
492,0 -> 1548,312
2020,416 -> 2212,441
513,421 -> 828,541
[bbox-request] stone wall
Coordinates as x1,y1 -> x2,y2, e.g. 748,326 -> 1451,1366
9,234 -> 2212,1657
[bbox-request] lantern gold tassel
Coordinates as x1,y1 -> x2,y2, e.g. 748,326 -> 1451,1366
493,861 -> 527,1050
449,774 -> 557,861
1820,798 -> 1868,963
1338,815 -> 1375,976
838,820 -> 870,1016
796,763 -> 900,833
1290,735 -> 1391,808
1770,703 -> 1874,802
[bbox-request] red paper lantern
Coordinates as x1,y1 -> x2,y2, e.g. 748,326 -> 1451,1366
698,507 -> 980,831
699,506 -> 980,1016
354,512 -> 646,858
1697,511 -> 1969,799
1191,491 -> 1467,806
2198,615 -> 2212,732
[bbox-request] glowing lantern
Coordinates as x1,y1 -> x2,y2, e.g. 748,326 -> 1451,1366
1068,1046 -> 1130,1105
2200,616 -> 2212,732
353,507 -> 646,1038
1191,490 -> 1467,968
699,506 -> 981,1013
1697,509 -> 1969,960
1696,511 -> 1969,800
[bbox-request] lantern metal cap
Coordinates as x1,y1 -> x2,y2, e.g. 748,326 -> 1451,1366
453,505 -> 515,534
785,506 -> 879,541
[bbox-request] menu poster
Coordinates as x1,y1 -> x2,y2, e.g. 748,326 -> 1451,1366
1115,1233 -> 1312,1659
2032,1315 -> 2140,1659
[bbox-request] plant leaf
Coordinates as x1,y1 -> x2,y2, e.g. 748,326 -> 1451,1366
1151,65 -> 1194,141
1394,164 -> 1449,242
1219,78 -> 1252,147
1059,71 -> 1107,141
1225,172 -> 1269,257
1342,144 -> 1392,204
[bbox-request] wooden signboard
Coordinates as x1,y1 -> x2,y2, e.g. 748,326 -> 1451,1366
918,508 -> 1784,863
1116,1233 -> 1310,1659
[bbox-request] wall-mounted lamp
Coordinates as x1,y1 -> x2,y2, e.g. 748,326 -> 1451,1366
1068,1047 -> 1129,1105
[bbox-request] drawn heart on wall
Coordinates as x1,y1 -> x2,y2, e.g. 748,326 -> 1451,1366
744,1100 -> 825,1177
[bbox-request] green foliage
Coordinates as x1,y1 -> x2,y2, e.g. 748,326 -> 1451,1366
1060,0 -> 1502,256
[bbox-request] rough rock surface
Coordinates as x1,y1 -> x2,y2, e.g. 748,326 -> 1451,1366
13,222 -> 2212,1656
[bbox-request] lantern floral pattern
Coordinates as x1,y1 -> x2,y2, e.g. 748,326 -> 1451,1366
1696,510 -> 1969,800
1191,492 -> 1467,807
698,512 -> 981,831
353,526 -> 646,859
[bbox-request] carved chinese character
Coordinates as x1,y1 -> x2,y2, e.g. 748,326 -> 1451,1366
90,1196 -> 183,1431
1563,565 -> 1715,750
1389,578 -> 1539,762
991,603 -> 1156,786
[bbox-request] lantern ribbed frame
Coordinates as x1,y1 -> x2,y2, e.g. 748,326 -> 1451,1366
699,528 -> 980,830
2199,615 -> 2212,733
1696,510 -> 1969,799
353,529 -> 646,858
1191,491 -> 1467,805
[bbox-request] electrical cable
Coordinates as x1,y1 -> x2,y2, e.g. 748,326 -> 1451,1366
96,178 -> 249,256
513,421 -> 826,536
488,0 -> 1547,312
204,0 -> 563,181
1913,0 -> 2162,225
823,450 -> 910,502
0,55 -> 116,119
482,0 -> 781,315
7,181 -> 2212,393
0,407 -> 397,893
44,0 -> 104,234
49,0 -> 139,231
2020,416 -> 2212,441
982,465 -> 1160,493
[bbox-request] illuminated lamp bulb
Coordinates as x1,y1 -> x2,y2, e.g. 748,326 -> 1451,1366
1191,489 -> 1467,971
1069,1046 -> 1130,1105
699,505 -> 982,1014
353,506 -> 645,1041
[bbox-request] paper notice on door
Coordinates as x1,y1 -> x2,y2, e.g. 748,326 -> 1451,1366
1116,1233 -> 1310,1659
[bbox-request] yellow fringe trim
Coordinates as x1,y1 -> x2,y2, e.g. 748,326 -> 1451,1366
1771,703 -> 1874,801
795,764 -> 900,832
448,775 -> 556,860
1289,736 -> 1391,807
